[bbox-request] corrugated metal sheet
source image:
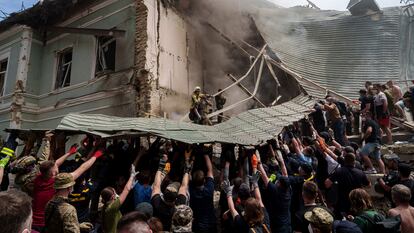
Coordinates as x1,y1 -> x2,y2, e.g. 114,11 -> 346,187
57,95 -> 314,145
253,7 -> 403,99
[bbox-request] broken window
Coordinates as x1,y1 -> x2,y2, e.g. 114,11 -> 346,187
0,59 -> 8,96
96,36 -> 116,74
55,48 -> 73,89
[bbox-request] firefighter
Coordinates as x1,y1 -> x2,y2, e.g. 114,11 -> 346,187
190,86 -> 213,125
0,132 -> 18,190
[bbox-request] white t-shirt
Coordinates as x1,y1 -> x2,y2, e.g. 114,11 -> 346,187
325,154 -> 340,174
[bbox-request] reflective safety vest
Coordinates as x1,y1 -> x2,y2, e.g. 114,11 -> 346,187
1,146 -> 15,158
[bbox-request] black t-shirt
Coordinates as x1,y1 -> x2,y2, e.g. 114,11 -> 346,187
314,149 -> 329,190
329,166 -> 370,214
365,96 -> 375,115
151,193 -> 187,231
189,177 -> 216,232
363,119 -> 381,143
266,179 -> 292,232
233,207 -> 270,233
289,176 -> 305,222
294,205 -> 333,233
359,96 -> 367,112
310,107 -> 326,132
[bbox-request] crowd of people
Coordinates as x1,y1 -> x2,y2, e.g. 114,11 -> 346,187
0,80 -> 413,233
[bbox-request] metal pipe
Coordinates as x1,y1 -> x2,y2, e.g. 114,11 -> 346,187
227,74 -> 266,107
212,45 -> 267,98
265,58 -> 281,87
207,56 -> 265,118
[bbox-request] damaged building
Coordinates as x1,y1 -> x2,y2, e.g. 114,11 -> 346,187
0,0 -> 412,138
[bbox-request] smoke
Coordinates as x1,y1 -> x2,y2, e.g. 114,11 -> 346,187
185,0 -> 263,115
162,0 -> 304,119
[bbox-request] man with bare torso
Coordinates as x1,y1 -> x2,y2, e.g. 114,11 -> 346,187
389,184 -> 414,233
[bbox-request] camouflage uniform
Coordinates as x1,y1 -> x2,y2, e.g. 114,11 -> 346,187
44,196 -> 80,233
11,139 -> 50,194
44,173 -> 80,233
171,205 -> 193,233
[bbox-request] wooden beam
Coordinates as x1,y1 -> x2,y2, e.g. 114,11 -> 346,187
47,26 -> 126,37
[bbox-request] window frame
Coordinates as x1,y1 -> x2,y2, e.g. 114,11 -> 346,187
0,51 -> 10,97
54,47 -> 74,90
95,36 -> 116,75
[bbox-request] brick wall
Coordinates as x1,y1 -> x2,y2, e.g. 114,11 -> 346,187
134,0 -> 151,117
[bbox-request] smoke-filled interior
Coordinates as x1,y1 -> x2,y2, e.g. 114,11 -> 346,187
167,0 -> 303,116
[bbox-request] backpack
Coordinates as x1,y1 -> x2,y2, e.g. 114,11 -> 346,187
333,220 -> 362,233
359,212 -> 401,233
249,224 -> 271,233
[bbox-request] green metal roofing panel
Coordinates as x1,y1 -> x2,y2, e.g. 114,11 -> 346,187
252,7 -> 404,99
57,95 -> 315,145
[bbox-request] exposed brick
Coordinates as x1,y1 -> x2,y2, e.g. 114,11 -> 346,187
135,0 -> 151,117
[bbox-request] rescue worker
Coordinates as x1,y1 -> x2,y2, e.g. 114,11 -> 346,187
215,89 -> 226,123
190,86 -> 212,125
190,86 -> 204,124
0,132 -> 18,190
44,173 -> 93,233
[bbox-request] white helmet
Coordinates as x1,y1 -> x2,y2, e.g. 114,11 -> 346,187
194,86 -> 201,92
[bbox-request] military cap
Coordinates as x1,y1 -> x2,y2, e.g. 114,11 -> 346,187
304,207 -> 334,228
54,173 -> 75,189
172,205 -> 193,230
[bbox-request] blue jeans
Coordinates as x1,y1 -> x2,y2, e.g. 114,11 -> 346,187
361,142 -> 381,160
332,120 -> 345,146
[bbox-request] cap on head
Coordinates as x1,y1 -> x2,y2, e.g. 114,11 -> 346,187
194,86 -> 201,92
54,173 -> 75,189
383,153 -> 400,162
304,207 -> 334,229
172,205 -> 193,231
164,182 -> 180,203
135,202 -> 154,219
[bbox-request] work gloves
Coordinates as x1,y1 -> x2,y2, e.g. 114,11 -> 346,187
158,155 -> 170,175
221,179 -> 233,197
68,144 -> 79,155
93,150 -> 104,159
249,171 -> 261,189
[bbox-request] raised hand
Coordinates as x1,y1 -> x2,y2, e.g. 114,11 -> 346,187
69,144 -> 79,154
221,179 -> 233,197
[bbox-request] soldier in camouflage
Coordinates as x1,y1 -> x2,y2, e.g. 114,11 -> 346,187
171,204 -> 193,233
44,173 -> 92,233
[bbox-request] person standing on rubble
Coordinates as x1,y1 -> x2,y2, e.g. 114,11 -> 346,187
319,97 -> 346,146
373,84 -> 392,144
190,86 -> 204,124
387,80 -> 403,104
190,86 -> 212,125
215,89 -> 226,123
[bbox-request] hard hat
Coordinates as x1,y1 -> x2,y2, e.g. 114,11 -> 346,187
194,86 -> 201,92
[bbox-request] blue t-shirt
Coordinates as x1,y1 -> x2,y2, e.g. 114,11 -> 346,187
189,177 -> 216,232
133,183 -> 152,206
267,178 -> 292,233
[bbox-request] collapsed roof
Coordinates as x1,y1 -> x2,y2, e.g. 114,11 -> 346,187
57,94 -> 314,145
249,6 -> 409,99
